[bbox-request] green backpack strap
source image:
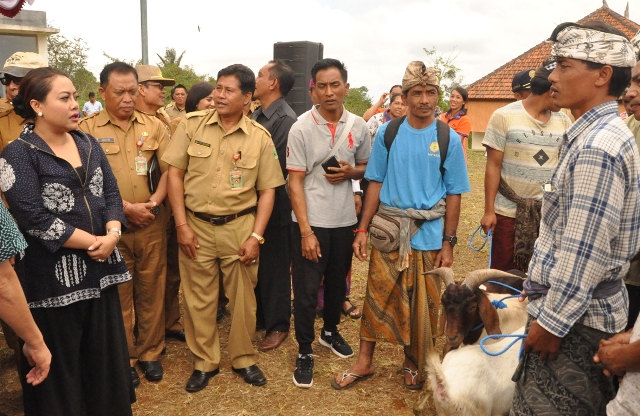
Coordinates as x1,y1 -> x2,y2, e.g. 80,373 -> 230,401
383,116 -> 450,177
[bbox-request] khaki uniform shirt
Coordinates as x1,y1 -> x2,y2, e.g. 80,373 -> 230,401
137,109 -> 173,140
162,109 -> 285,216
164,102 -> 185,120
0,98 -> 26,154
169,116 -> 183,136
78,110 -> 169,204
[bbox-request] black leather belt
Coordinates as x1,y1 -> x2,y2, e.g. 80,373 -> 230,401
191,206 -> 257,226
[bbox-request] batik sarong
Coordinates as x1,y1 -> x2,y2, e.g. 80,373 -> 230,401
360,247 -> 442,380
511,315 -> 617,416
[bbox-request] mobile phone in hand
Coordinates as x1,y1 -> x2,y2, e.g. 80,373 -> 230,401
322,156 -> 341,173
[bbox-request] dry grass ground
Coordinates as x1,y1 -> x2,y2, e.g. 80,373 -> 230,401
0,150 -> 489,416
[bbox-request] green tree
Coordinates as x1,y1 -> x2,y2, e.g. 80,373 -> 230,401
154,48 -> 216,104
102,47 -> 216,105
423,47 -> 463,111
102,52 -> 141,67
344,86 -> 373,117
47,33 -> 99,108
48,33 -> 88,76
156,47 -> 186,67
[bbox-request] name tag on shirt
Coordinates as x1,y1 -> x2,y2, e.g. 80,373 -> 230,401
194,140 -> 210,147
97,138 -> 115,143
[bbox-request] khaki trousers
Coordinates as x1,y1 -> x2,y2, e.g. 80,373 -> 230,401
165,217 -> 182,332
180,211 -> 258,372
118,206 -> 168,366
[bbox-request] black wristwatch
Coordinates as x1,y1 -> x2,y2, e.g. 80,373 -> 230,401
442,235 -> 458,247
354,191 -> 363,196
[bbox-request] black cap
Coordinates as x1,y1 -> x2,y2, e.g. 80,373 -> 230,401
511,69 -> 535,93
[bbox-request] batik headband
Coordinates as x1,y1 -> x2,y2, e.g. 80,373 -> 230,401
631,30 -> 640,60
550,25 -> 636,68
402,61 -> 440,92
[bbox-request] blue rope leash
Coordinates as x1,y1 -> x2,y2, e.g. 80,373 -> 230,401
485,280 -> 522,295
479,333 -> 527,359
469,226 -> 492,268
471,294 -> 521,331
491,294 -> 521,309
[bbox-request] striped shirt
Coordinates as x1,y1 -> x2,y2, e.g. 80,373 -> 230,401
482,101 -> 571,218
527,101 -> 640,337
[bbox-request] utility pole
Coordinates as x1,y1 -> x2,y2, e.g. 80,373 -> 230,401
140,0 -> 148,64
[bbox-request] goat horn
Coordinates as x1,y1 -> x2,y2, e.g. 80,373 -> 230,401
462,269 -> 523,291
423,267 -> 455,287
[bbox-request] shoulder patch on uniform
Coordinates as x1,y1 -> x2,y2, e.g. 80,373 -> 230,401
82,111 -> 100,120
185,109 -> 210,119
249,119 -> 270,135
272,148 -> 278,159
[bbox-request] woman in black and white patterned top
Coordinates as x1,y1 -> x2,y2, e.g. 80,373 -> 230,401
0,67 -> 134,415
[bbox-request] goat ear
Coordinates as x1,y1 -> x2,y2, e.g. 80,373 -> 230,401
477,290 -> 501,335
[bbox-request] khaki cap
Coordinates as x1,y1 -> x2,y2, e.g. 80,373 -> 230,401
135,65 -> 175,86
3,52 -> 47,77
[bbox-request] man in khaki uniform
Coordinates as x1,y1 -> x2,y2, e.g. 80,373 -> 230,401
135,65 -> 175,133
163,64 -> 284,392
78,62 -> 170,388
165,84 -> 188,120
0,52 -> 47,153
134,65 -> 186,343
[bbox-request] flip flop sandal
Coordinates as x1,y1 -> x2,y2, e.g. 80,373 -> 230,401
403,367 -> 425,390
342,298 -> 362,319
330,370 -> 374,390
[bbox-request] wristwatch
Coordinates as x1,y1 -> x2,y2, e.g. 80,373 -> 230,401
251,232 -> 265,244
107,227 -> 121,242
354,191 -> 363,196
442,235 -> 457,247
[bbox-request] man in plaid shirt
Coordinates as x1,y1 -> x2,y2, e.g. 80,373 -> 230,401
512,22 -> 640,415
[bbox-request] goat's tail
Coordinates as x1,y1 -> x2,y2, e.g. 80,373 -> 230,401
426,350 -> 448,405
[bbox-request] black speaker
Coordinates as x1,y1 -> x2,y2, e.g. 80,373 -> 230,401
273,41 -> 323,117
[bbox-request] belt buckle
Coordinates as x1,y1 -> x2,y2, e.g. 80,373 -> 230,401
209,216 -> 227,226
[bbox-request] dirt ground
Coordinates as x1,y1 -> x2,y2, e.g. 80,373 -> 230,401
0,150 -> 489,416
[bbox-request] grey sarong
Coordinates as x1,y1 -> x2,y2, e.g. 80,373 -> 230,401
510,315 -> 617,416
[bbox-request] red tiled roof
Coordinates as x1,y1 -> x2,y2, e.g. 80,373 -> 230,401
468,6 -> 640,100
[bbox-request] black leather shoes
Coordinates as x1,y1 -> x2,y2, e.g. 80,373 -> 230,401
166,329 -> 186,342
138,360 -> 163,381
185,369 -> 220,392
232,365 -> 267,386
131,367 -> 140,388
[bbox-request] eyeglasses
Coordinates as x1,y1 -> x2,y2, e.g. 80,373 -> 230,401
142,82 -> 164,90
0,75 -> 22,86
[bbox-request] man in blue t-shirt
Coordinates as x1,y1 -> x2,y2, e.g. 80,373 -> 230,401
332,61 -> 470,390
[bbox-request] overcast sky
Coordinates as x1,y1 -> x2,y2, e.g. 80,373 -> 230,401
28,0 -> 638,100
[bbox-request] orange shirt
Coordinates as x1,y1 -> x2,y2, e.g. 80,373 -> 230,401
439,110 -> 471,138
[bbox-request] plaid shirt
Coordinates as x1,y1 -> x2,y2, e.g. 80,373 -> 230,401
527,101 -> 640,337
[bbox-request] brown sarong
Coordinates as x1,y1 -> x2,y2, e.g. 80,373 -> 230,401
498,178 -> 542,270
360,247 -> 442,381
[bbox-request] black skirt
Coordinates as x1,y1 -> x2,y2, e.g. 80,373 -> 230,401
20,285 -> 135,416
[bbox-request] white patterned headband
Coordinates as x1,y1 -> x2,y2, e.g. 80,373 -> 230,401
632,30 -> 640,60
550,26 -> 636,68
